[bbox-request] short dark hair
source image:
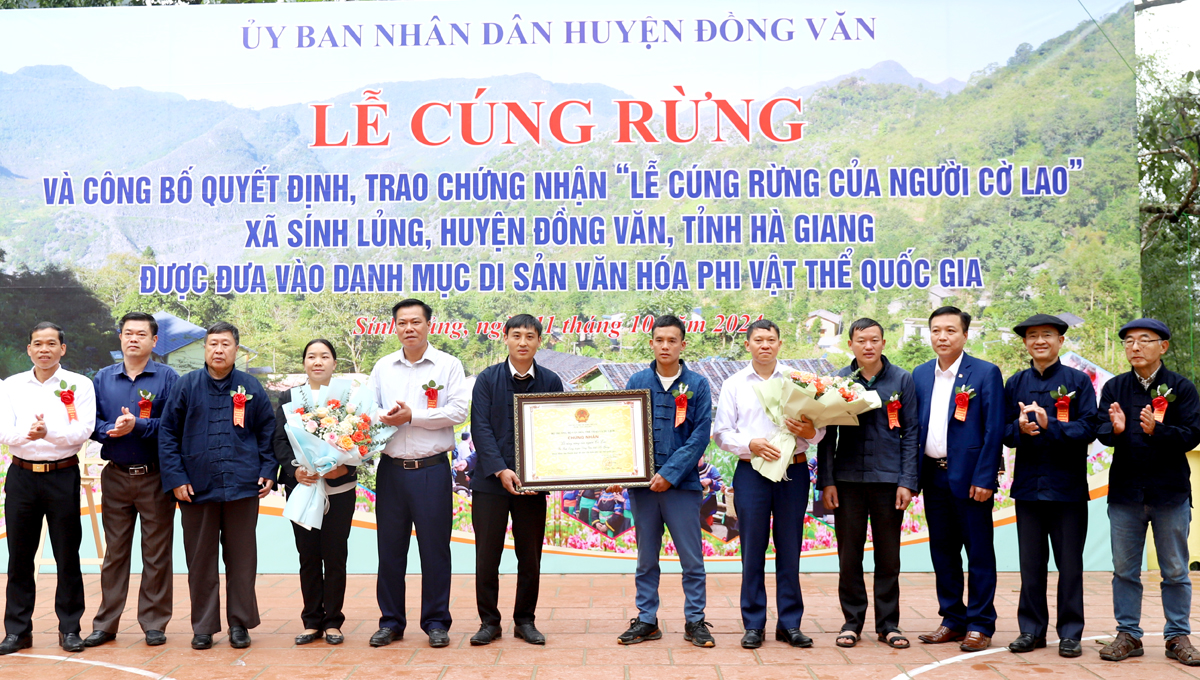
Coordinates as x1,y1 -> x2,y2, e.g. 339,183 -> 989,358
929,306 -> 971,332
652,315 -> 687,340
504,314 -> 543,336
119,312 -> 158,336
392,298 -> 432,321
848,317 -> 884,340
206,321 -> 240,346
302,338 -> 337,362
746,319 -> 780,340
30,321 -> 64,344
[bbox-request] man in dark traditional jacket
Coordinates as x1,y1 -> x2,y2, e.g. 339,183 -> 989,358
159,322 -> 277,651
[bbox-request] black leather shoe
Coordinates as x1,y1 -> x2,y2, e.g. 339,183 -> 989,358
1059,638 -> 1082,658
0,634 -> 32,655
740,629 -> 765,649
325,629 -> 344,645
427,628 -> 450,648
776,628 -> 813,648
1008,633 -> 1046,653
229,626 -> 251,649
471,624 -> 502,646
514,623 -> 545,645
370,627 -> 400,647
84,630 -> 116,648
617,618 -> 661,645
295,629 -> 324,645
60,632 -> 85,653
191,634 -> 213,650
145,631 -> 167,646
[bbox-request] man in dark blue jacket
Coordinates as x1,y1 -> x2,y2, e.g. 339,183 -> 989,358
1002,314 -> 1097,659
1096,318 -> 1200,667
912,306 -> 1005,653
817,318 -> 918,649
617,315 -> 715,648
159,322 -> 276,651
468,314 -> 564,647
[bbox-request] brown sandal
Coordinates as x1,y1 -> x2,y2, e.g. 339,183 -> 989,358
1167,635 -> 1200,666
880,631 -> 910,649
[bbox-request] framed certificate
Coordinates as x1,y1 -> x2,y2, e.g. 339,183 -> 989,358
514,389 -> 655,491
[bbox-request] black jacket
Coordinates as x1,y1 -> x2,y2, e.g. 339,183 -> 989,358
1097,363 -> 1200,506
817,356 -> 920,492
1002,359 -> 1097,503
469,359 -> 565,496
271,386 -> 358,494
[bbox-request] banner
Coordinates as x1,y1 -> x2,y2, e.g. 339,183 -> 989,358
0,0 -> 1138,571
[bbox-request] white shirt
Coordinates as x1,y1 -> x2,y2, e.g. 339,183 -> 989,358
508,360 -> 535,379
713,361 -> 825,461
0,365 -> 96,461
657,367 -> 681,392
924,352 -> 964,460
368,343 -> 468,459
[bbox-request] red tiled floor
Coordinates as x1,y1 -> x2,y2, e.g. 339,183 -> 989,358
4,571 -> 1200,679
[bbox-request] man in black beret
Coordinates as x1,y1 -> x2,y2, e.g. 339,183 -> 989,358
1096,318 -> 1200,666
1002,314 -> 1096,658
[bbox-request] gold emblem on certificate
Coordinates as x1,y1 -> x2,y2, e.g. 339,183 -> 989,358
514,390 -> 655,491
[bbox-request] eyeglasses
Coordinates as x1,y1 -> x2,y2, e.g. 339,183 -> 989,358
1123,337 -> 1163,348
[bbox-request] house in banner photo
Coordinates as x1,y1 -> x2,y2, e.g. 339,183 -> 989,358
108,311 -> 258,374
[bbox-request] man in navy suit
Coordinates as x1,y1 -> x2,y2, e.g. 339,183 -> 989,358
912,306 -> 1005,653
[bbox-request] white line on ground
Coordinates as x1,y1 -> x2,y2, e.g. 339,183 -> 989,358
891,632 -> 1166,680
10,652 -> 176,679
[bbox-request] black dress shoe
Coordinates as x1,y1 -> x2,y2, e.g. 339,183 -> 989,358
740,629 -> 765,649
84,630 -> 117,647
428,628 -> 450,648
1008,633 -> 1046,653
191,634 -> 213,650
470,624 -> 502,646
229,626 -> 251,649
145,631 -> 167,647
60,632 -> 85,653
325,630 -> 344,645
776,628 -> 813,648
1059,638 -> 1082,658
0,634 -> 32,655
370,627 -> 400,647
295,629 -> 324,645
514,623 -> 545,645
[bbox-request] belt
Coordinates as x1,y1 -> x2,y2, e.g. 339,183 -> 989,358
791,453 -> 808,465
12,455 -> 78,473
388,452 -> 450,470
110,461 -> 159,476
926,456 -> 948,470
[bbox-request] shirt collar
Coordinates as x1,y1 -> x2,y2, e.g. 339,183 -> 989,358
119,360 -> 158,378
1136,363 -> 1163,391
746,361 -> 788,382
1030,358 -> 1062,380
395,343 -> 439,368
934,352 -> 964,378
508,359 -> 535,379
21,365 -> 65,386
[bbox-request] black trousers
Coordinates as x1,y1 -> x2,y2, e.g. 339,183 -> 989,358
832,481 -> 904,635
4,463 -> 84,637
1015,499 -> 1088,640
292,488 -> 355,630
179,496 -> 261,635
472,490 -> 546,627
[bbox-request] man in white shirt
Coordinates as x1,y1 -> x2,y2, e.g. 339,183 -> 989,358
713,320 -> 822,650
367,299 -> 468,649
0,322 -> 96,655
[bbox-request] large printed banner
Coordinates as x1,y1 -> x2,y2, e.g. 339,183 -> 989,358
0,1 -> 1137,572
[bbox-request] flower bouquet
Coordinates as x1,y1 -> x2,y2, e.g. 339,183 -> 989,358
281,378 -> 396,530
750,371 -> 881,482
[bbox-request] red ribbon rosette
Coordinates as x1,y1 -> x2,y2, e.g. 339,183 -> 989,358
674,394 -> 688,427
60,389 -> 78,422
1153,395 -> 1169,423
887,399 -> 902,430
424,387 -> 439,409
232,393 -> 247,427
138,398 -> 153,419
953,392 -> 970,421
1055,396 -> 1071,422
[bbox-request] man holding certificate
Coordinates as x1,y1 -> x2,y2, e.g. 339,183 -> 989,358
468,314 -> 564,646
617,316 -> 715,648
714,319 -> 823,649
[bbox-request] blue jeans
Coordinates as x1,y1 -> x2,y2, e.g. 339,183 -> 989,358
1109,501 -> 1192,639
628,487 -> 706,624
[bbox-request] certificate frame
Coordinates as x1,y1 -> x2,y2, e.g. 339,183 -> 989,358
513,389 -> 655,491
